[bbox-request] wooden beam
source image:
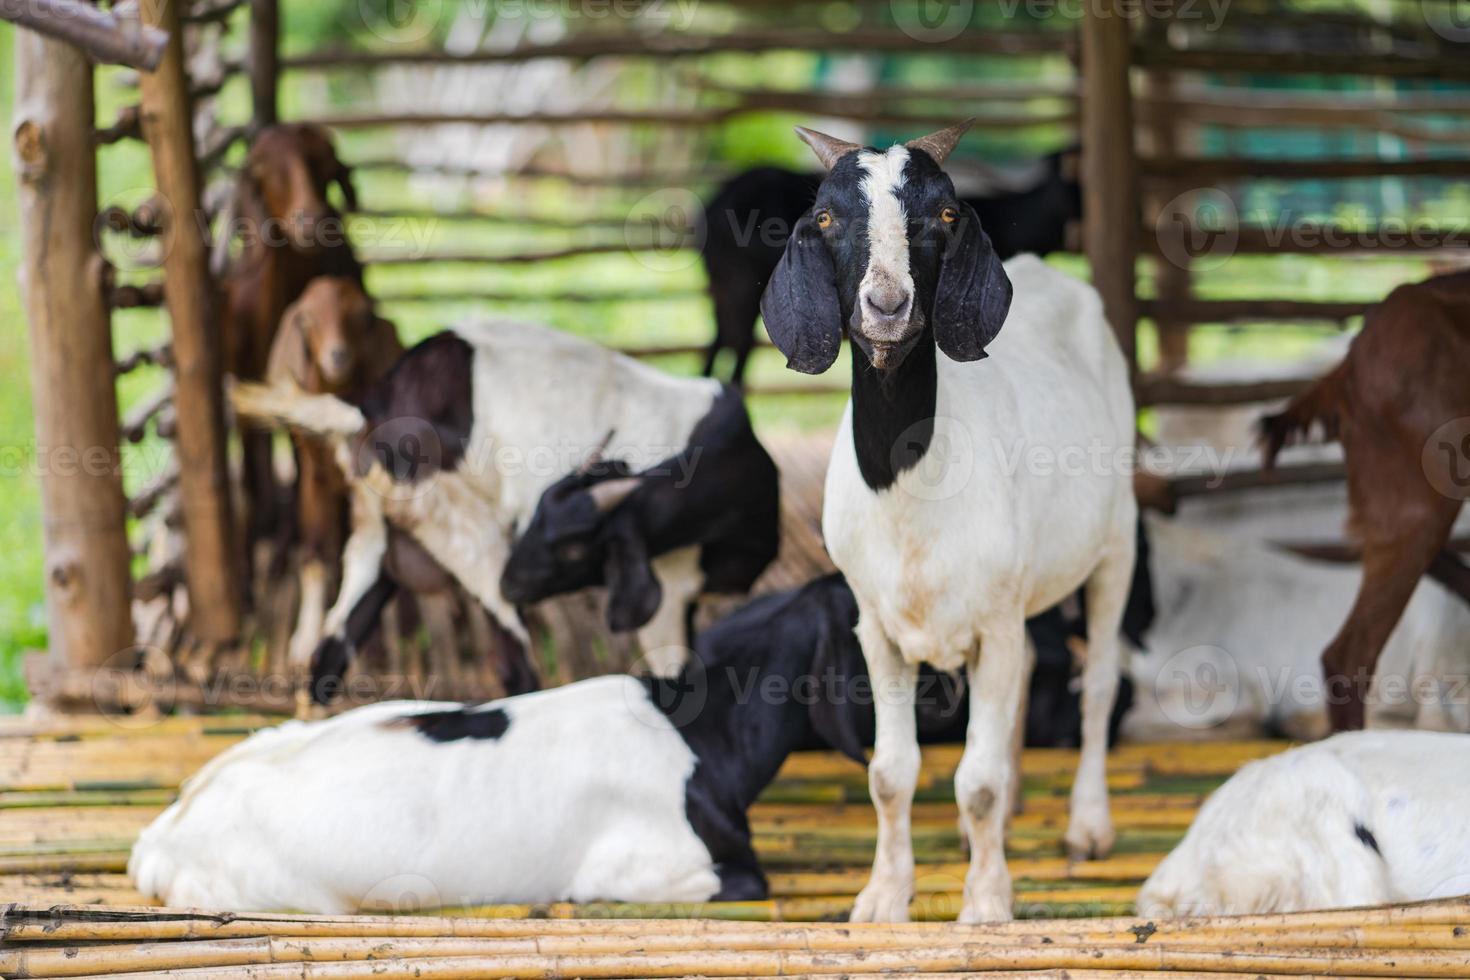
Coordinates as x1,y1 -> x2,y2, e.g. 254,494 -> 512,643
284,29 -> 1069,70
1136,43 -> 1470,82
1171,462 -> 1345,499
1080,2 -> 1140,370
1139,298 -> 1371,323
248,0 -> 279,127
1143,156 -> 1470,180
1141,224 -> 1470,255
1136,375 -> 1316,407
137,0 -> 242,644
0,0 -> 168,70
12,25 -> 135,701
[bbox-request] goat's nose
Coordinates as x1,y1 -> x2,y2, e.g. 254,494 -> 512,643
863,285 -> 911,318
327,348 -> 352,374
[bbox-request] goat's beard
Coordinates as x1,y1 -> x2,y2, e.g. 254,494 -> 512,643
850,307 -> 927,372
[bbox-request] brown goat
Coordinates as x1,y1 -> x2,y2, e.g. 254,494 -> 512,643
221,123 -> 363,553
267,277 -> 401,666
1260,269 -> 1470,731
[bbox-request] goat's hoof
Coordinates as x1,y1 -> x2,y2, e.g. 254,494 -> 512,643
1064,815 -> 1116,861
849,881 -> 913,923
957,895 -> 1014,924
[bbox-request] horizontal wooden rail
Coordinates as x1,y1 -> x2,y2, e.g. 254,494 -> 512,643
115,343 -> 174,375
309,104 -> 1073,132
109,281 -> 166,310
373,288 -> 706,305
1140,101 -> 1470,144
1171,461 -> 1346,499
1136,376 -> 1316,407
1139,298 -> 1370,324
121,385 -> 175,444
285,29 -> 1070,70
1142,225 -> 1470,255
693,78 -> 1081,105
362,243 -> 691,266
348,157 -> 726,188
1136,44 -> 1470,81
1142,156 -> 1470,180
351,208 -> 662,231
183,0 -> 247,24
127,466 -> 180,521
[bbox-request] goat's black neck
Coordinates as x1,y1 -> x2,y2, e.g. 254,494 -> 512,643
848,331 -> 939,491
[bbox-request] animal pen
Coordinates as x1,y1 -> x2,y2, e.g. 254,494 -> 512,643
5,0 -> 1470,962
13,0 -> 1466,716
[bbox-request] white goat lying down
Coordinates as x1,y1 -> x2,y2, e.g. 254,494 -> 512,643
130,577 -> 855,913
1138,731 -> 1470,916
1125,516 -> 1470,741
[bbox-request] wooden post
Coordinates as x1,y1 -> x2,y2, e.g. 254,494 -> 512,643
137,0 -> 243,644
1141,8 -> 1191,373
1080,0 -> 1140,371
12,26 -> 135,699
249,0 -> 280,127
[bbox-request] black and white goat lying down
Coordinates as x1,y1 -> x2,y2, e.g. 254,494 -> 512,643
130,576 -> 882,912
1138,731 -> 1470,916
761,122 -> 1136,923
232,320 -> 779,700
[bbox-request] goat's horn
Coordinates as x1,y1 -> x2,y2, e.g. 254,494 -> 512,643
905,118 -> 976,165
795,126 -> 861,171
588,476 -> 642,514
577,429 -> 616,475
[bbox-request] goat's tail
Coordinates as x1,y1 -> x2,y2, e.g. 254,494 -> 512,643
231,382 -> 366,439
1257,363 -> 1348,470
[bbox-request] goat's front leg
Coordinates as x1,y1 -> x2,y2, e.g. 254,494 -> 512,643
307,484 -> 390,702
956,611 -> 1027,924
1066,528 -> 1135,860
850,613 -> 919,923
636,547 -> 703,678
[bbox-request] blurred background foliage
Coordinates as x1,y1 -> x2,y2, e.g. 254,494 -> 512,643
1,0 -> 1463,706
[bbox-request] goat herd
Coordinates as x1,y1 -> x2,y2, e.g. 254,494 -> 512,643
128,120 -> 1470,923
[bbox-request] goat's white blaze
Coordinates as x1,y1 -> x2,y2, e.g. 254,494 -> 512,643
857,146 -> 913,331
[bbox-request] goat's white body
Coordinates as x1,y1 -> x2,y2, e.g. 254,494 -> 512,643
129,677 -> 718,913
260,319 -> 721,664
1137,731 -> 1470,916
826,257 -> 1135,671
1125,515 -> 1470,741
827,255 -> 1136,923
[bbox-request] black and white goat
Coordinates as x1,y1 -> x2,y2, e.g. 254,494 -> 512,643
699,152 -> 1079,383
231,319 -> 779,701
760,122 -> 1136,923
1137,731 -> 1470,916
129,576 -> 879,912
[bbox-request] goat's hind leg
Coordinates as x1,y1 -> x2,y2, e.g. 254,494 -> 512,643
1065,522 -> 1135,861
849,613 -> 920,923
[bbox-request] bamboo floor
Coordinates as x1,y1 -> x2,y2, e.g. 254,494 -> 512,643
4,717 -> 1465,978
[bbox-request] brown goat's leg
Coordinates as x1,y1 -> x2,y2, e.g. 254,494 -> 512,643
1323,526 -> 1449,731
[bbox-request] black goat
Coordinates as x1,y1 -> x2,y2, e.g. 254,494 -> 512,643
698,152 -> 1079,383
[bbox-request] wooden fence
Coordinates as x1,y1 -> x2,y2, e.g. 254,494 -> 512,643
7,0 -> 1468,712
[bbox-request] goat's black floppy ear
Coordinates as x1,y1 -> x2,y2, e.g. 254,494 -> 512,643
603,518 -> 662,633
933,203 -> 1012,362
807,615 -> 869,768
760,213 -> 843,375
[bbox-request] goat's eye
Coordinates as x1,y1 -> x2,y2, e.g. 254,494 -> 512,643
815,210 -> 833,230
940,207 -> 959,224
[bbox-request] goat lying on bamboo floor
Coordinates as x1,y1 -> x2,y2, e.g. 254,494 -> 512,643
130,575 -> 893,912
219,123 -> 363,557
232,319 -> 779,705
1138,730 -> 1470,916
1260,269 -> 1470,731
1123,515 -> 1470,742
